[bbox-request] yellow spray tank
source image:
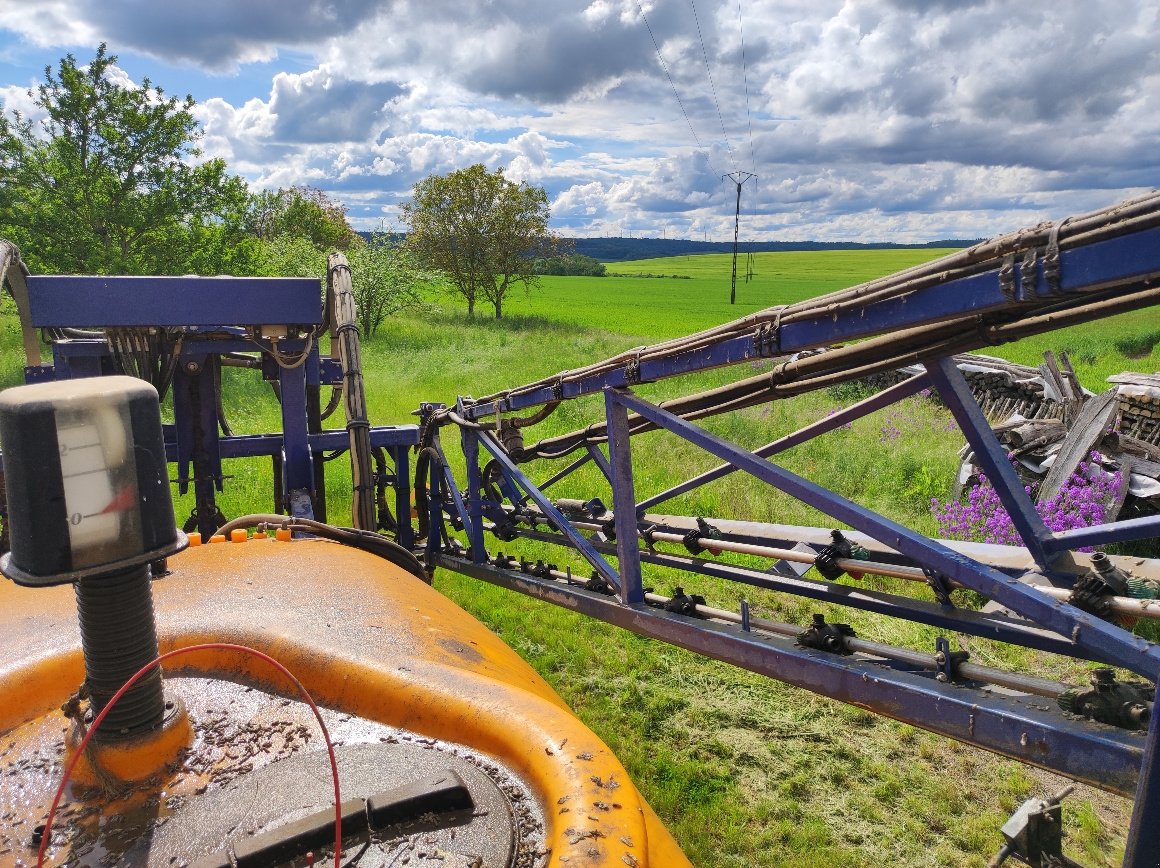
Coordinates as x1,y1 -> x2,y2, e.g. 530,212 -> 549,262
0,376 -> 688,867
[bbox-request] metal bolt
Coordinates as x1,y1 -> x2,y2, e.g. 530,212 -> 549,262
185,360 -> 201,374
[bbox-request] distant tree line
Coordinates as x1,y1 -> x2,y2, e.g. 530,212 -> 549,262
533,253 -> 605,277
571,237 -> 979,262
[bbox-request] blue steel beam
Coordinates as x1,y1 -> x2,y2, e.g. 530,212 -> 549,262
161,427 -> 418,461
27,275 -> 321,327
1045,514 -> 1160,552
1124,684 -> 1160,867
461,224 -> 1160,420
925,358 -> 1055,569
476,430 -> 622,593
461,428 -> 487,563
436,553 -> 1146,798
586,443 -> 614,485
638,372 -> 932,511
606,388 -> 1160,680
525,452 -> 593,504
605,389 -> 644,604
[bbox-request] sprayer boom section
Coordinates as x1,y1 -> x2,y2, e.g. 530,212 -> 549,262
419,192 -> 1160,866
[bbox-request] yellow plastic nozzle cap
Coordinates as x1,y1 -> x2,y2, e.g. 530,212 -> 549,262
188,532 -> 203,546
210,534 -> 226,544
230,529 -> 248,543
275,528 -> 293,542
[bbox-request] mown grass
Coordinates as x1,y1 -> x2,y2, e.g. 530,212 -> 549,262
2,247 -> 1155,865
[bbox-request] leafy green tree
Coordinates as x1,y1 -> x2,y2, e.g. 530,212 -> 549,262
346,231 -> 439,337
402,164 -> 562,318
0,44 -> 247,275
256,229 -> 436,338
249,186 -> 357,251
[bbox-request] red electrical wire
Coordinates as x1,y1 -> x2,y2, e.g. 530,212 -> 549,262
36,643 -> 343,868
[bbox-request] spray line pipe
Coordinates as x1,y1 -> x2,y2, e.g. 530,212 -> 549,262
527,514 -> 1160,621
534,566 -> 1068,698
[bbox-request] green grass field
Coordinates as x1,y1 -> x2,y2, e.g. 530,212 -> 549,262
3,247 -> 1158,866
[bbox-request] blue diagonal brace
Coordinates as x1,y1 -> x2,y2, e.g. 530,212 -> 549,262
477,431 -> 621,593
638,371 -> 931,511
925,357 -> 1056,570
607,389 -> 1160,680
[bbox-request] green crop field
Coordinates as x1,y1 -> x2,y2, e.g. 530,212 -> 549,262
2,247 -> 1158,866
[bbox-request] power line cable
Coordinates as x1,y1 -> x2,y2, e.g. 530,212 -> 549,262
736,0 -> 757,175
636,2 -> 718,177
689,0 -> 737,172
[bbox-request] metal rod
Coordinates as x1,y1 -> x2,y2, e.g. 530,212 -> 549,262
608,523 -> 1160,621
536,567 -> 1067,697
638,372 -> 932,511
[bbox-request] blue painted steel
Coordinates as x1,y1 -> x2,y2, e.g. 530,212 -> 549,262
436,553 -> 1146,797
1044,514 -> 1160,552
1123,683 -> 1160,867
433,438 -> 473,539
528,452 -> 593,503
512,524 -> 1121,664
27,275 -> 321,327
391,445 -> 413,549
277,357 -> 315,507
638,372 -> 932,511
925,359 -> 1055,569
605,389 -> 644,605
461,427 -> 487,563
586,443 -> 614,484
461,224 -> 1160,421
476,430 -> 622,592
161,427 -> 419,462
608,388 -> 1160,679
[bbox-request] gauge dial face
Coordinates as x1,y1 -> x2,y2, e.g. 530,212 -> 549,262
54,401 -> 142,567
58,419 -> 127,550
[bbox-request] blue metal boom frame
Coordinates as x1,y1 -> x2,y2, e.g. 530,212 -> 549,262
419,198 -> 1160,866
19,274 -> 418,540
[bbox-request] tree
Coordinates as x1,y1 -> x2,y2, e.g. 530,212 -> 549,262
346,231 -> 440,337
402,164 -> 563,318
534,252 -> 606,276
249,186 -> 357,251
0,44 -> 247,275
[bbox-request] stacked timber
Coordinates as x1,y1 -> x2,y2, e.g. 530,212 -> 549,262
947,357 -> 1160,518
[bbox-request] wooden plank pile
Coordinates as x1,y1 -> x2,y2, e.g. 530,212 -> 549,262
945,353 -> 1160,520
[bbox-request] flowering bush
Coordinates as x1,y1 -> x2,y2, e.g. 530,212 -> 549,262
931,454 -> 1121,550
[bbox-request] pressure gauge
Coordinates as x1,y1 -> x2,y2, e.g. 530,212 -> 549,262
0,376 -> 185,586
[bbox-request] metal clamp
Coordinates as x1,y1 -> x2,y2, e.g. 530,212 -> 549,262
998,254 -> 1017,301
934,636 -> 969,683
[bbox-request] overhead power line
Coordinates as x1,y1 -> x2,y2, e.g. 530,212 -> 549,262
689,0 -> 737,172
736,0 -> 757,175
636,2 -> 718,178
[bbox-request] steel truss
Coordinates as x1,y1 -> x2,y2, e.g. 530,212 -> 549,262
420,195 -> 1160,866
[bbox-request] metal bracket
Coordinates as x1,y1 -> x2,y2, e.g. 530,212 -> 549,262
924,568 -> 956,607
999,254 -> 1017,300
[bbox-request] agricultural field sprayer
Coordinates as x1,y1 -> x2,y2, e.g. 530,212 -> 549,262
0,191 -> 1159,866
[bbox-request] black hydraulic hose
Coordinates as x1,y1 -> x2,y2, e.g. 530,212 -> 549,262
413,444 -> 442,543
321,385 -> 343,421
510,278 -> 1160,462
215,514 -> 428,583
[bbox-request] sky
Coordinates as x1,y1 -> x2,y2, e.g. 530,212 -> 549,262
0,0 -> 1156,243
